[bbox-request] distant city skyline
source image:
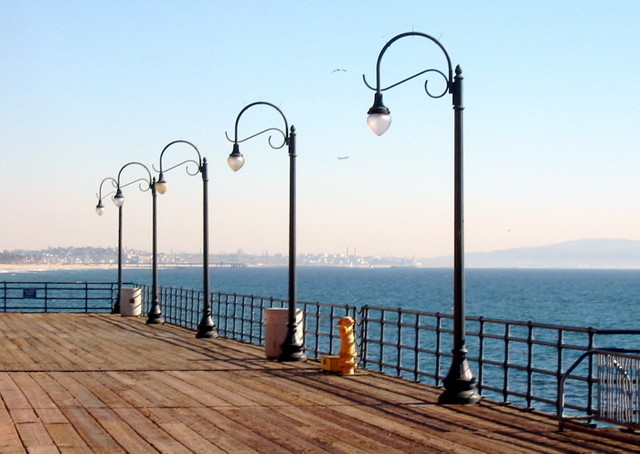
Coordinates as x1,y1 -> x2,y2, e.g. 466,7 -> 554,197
1,2 -> 639,258
4,238 -> 640,270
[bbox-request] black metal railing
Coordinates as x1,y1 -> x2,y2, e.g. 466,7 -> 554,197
3,280 -> 640,424
0,281 -> 122,312
147,284 -> 359,358
135,284 -> 640,418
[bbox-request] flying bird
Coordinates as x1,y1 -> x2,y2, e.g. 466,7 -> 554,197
337,156 -> 350,160
331,68 -> 347,74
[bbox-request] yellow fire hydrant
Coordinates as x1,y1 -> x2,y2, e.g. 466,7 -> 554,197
320,316 -> 358,375
337,316 -> 357,375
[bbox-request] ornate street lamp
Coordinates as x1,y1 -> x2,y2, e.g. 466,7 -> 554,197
115,161 -> 164,325
226,101 -> 306,362
364,31 -> 480,404
96,176 -> 122,313
155,140 -> 217,338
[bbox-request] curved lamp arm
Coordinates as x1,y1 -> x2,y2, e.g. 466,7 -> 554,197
225,101 -> 290,172
362,31 -> 455,135
154,140 -> 203,195
96,176 -> 150,214
95,177 -> 118,215
114,162 -> 154,207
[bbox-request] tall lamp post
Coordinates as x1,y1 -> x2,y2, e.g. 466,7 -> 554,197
155,140 -> 217,338
226,101 -> 306,362
96,176 -> 123,313
364,31 -> 480,404
114,161 -> 164,325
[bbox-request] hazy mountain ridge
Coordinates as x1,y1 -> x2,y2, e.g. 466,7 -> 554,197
423,239 -> 640,268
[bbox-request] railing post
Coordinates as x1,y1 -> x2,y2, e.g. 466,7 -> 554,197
526,321 -> 534,408
556,329 -> 565,412
396,309 -> 403,377
503,323 -> 511,403
257,296 -> 265,342
587,327 -> 596,415
312,303 -> 320,355
360,305 -> 369,370
379,309 -> 385,373
44,283 -> 49,312
232,294 -> 239,337
84,282 -> 89,312
414,313 -> 420,382
477,316 -> 485,395
435,312 -> 442,387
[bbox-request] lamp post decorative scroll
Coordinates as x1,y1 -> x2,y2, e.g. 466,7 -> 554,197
226,101 -> 306,362
155,140 -> 217,339
364,31 -> 480,404
115,161 -> 164,325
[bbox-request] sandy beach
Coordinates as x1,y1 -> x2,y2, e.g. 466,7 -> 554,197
0,263 -> 117,272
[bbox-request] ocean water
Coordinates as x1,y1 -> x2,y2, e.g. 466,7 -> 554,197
2,266 -> 639,330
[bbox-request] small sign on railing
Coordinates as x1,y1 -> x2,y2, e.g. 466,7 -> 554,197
23,288 -> 37,299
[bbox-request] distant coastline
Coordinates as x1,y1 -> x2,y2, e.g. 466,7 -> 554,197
2,239 -> 640,270
0,263 -> 117,273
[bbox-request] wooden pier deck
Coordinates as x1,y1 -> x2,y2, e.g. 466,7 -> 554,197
1,313 -> 638,453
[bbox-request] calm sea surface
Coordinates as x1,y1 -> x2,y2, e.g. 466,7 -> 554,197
1,267 -> 639,330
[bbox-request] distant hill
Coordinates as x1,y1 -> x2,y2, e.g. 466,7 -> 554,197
422,239 -> 640,269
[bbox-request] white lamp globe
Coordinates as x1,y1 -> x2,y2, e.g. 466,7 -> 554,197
155,177 -> 168,195
228,144 -> 245,172
367,92 -> 392,136
367,113 -> 392,136
113,190 -> 125,208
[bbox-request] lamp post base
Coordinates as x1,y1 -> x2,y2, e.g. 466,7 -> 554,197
146,297 -> 164,324
438,355 -> 481,404
279,341 -> 307,362
146,314 -> 165,324
438,382 -> 481,404
196,315 -> 218,339
278,318 -> 307,362
146,308 -> 164,325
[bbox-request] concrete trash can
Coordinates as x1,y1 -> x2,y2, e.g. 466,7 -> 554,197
119,287 -> 142,317
264,307 -> 304,359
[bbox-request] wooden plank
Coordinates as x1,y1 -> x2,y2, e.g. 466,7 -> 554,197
86,407 -> 159,454
14,421 -> 56,452
10,373 -> 65,424
171,407 -> 262,454
0,404 -> 24,453
109,407 -> 192,454
146,407 -> 226,453
44,422 -> 91,453
182,369 -> 468,453
214,368 -> 455,450
60,407 -> 126,453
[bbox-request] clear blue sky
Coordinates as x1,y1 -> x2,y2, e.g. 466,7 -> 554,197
1,1 -> 638,258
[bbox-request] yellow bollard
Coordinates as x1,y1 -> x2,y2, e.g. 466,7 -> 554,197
337,317 -> 357,375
